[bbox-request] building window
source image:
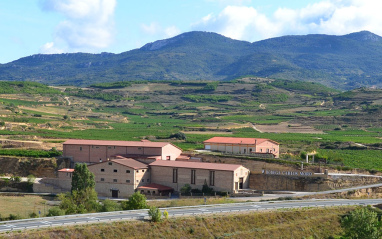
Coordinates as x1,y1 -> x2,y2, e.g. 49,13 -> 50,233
147,179 -> 150,182
191,170 -> 196,184
142,179 -> 144,182
101,169 -> 105,172
249,148 -> 252,153
95,146 -> 99,149
210,171 -> 215,186
173,169 -> 178,183
136,180 -> 139,183
108,146 -> 111,149
108,162 -> 112,165
126,180 -> 130,183
80,147 -> 82,151
166,156 -> 170,160
126,170 -> 130,173
113,179 -> 117,183
147,190 -> 150,194
141,190 -> 144,193
243,149 -> 246,154
114,169 -> 118,173
142,170 -> 145,172
100,178 -> 104,182
114,146 -> 116,149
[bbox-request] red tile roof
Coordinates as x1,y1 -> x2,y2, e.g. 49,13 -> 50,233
137,183 -> 173,191
150,160 -> 242,171
88,157 -> 148,169
58,168 -> 74,173
203,137 -> 279,145
63,139 -> 171,148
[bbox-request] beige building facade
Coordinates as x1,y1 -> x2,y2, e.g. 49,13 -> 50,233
203,137 -> 280,158
87,158 -> 151,198
63,139 -> 183,164
150,161 -> 250,194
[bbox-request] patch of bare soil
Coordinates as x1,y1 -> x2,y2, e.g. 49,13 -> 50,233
254,122 -> 325,134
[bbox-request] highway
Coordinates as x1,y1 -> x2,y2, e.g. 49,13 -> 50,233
1,198 -> 382,232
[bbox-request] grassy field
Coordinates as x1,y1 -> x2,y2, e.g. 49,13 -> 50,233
0,195 -> 54,219
1,207 -> 353,238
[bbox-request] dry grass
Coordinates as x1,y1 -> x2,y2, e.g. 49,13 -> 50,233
2,207 -> 352,239
0,195 -> 54,218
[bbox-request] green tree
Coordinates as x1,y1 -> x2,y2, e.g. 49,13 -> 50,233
121,192 -> 148,210
148,206 -> 162,222
341,207 -> 382,239
71,163 -> 95,192
59,163 -> 99,214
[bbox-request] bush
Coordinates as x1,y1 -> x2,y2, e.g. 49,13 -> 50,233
180,184 -> 192,195
148,206 -> 161,222
29,212 -> 38,218
341,207 -> 382,239
100,199 -> 122,212
47,207 -> 65,217
122,192 -> 147,210
8,214 -> 21,220
163,210 -> 169,219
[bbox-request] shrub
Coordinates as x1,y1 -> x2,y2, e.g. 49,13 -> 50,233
341,207 -> 382,239
47,207 -> 65,217
100,199 -> 122,212
180,184 -> 192,195
163,210 -> 169,219
148,206 -> 161,222
29,212 -> 38,218
122,192 -> 147,210
8,214 -> 21,220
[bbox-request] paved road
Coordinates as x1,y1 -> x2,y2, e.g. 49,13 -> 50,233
1,198 -> 382,232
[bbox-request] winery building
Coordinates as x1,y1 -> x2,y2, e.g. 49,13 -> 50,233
203,137 -> 280,158
62,139 -> 183,164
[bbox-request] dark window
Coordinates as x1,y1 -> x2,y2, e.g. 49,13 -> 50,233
173,169 -> 178,183
210,171 -> 215,186
100,178 -> 104,182
141,190 -> 144,193
142,170 -> 145,172
108,162 -> 112,165
113,179 -> 117,183
114,146 -> 116,149
80,147 -> 82,151
126,170 -> 130,173
108,147 -> 111,149
136,170 -> 139,173
249,148 -> 252,152
126,180 -> 130,183
113,169 -> 118,173
101,169 -> 105,172
191,170 -> 196,184
142,179 -> 144,182
147,179 -> 150,182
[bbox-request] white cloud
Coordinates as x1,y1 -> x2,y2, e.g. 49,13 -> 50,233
39,0 -> 116,53
140,22 -> 180,38
40,42 -> 64,54
193,0 -> 382,42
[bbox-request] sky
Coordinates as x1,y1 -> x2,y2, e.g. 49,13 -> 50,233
1,0 -> 382,64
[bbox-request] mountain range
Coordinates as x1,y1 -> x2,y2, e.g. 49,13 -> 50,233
1,30 -> 382,90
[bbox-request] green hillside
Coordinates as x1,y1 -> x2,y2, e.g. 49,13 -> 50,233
1,31 -> 382,89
